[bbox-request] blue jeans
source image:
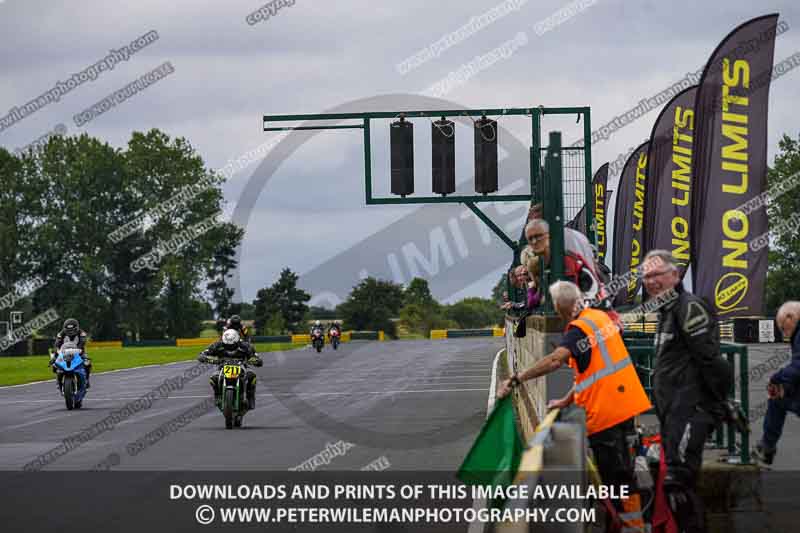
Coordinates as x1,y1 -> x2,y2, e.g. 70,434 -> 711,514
762,392 -> 800,450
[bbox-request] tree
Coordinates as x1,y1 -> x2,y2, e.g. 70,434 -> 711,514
229,301 -> 256,320
491,273 -> 508,304
253,268 -> 310,334
16,129 -> 243,339
307,305 -> 338,320
445,297 -> 503,329
26,134 -> 130,339
765,133 -> 800,315
124,129 -> 237,338
399,302 -> 454,336
206,223 -> 245,320
261,312 -> 286,335
404,277 -> 436,307
338,277 -> 404,337
398,278 -> 452,336
0,149 -> 42,333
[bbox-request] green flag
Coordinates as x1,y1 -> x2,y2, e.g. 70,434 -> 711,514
457,395 -> 524,488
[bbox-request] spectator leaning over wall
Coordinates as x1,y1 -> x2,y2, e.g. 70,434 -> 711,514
501,264 -> 542,313
754,300 -> 800,466
498,280 -> 651,531
524,217 -> 608,307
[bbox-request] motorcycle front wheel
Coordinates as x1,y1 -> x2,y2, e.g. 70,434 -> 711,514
64,377 -> 75,410
224,389 -> 235,429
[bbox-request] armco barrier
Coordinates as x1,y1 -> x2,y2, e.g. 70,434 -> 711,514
291,332 -> 358,344
32,338 -> 52,356
350,331 -> 383,341
446,328 -> 493,338
251,335 -> 292,343
87,340 -> 123,349
122,338 -> 177,347
175,338 -> 210,348
4,330 -> 378,355
0,340 -> 30,356
428,327 -> 505,339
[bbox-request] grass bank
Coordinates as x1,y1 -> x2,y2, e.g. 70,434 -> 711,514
0,343 -> 299,387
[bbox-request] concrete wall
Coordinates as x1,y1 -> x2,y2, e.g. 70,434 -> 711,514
504,314 -> 573,440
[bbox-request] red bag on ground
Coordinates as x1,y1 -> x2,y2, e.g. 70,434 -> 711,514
651,443 -> 679,533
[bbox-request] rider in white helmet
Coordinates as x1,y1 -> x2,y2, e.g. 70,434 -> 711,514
199,328 -> 262,409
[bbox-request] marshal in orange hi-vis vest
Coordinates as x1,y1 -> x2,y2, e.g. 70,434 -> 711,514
567,308 -> 652,436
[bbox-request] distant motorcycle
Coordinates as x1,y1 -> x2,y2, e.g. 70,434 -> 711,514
311,328 -> 324,353
50,348 -> 88,410
328,328 -> 340,350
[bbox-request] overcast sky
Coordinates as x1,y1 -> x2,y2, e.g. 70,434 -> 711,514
1,0 -> 798,306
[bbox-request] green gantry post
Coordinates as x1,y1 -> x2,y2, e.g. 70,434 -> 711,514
583,111 -> 594,244
545,131 -> 565,284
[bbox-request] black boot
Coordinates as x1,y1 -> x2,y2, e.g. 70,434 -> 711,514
753,441 -> 776,465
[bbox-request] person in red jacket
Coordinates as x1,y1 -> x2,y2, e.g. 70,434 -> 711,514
524,218 -> 615,313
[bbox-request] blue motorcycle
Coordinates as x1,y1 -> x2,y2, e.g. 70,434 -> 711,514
50,348 -> 88,410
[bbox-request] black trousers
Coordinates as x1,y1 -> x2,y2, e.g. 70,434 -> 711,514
657,401 -> 716,533
589,417 -> 636,510
659,403 -> 715,488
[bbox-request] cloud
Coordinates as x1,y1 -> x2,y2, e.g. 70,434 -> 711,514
0,0 -> 798,300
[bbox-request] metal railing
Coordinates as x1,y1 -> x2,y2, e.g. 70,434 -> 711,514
625,333 -> 751,464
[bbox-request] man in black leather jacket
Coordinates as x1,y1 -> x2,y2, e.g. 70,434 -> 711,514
643,250 -> 732,533
199,329 -> 262,409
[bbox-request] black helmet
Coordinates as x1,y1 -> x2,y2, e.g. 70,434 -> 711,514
228,315 -> 242,328
63,318 -> 79,334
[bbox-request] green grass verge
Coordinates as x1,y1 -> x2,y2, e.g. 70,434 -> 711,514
0,343 -> 299,387
199,328 -> 220,338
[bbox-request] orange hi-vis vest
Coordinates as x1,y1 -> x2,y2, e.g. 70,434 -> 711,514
567,308 -> 652,436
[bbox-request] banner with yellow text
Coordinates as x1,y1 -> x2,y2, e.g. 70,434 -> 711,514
593,163 -> 610,263
645,86 -> 698,277
613,142 -> 649,306
691,14 -> 778,317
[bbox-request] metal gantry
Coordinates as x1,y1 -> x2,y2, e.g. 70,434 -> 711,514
263,106 -> 593,254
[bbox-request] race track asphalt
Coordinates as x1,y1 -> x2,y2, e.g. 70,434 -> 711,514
0,338 -> 502,471
1,340 -> 799,531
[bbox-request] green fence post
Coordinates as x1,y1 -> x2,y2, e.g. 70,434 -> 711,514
727,352 -> 736,457
740,345 -> 750,464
